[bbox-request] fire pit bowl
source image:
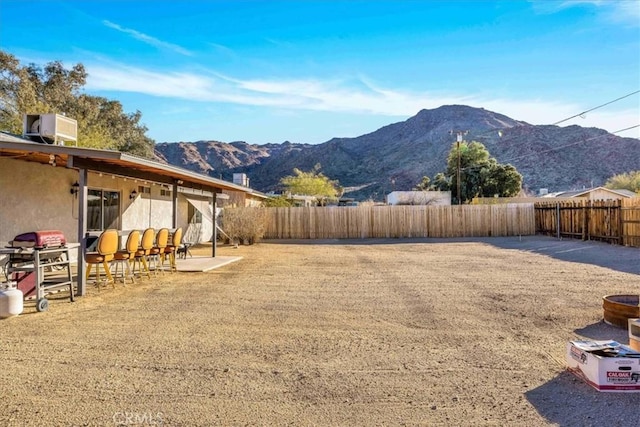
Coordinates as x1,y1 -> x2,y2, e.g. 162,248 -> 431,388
602,294 -> 640,329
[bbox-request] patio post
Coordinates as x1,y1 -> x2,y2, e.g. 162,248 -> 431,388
76,168 -> 88,296
212,192 -> 217,258
172,182 -> 178,229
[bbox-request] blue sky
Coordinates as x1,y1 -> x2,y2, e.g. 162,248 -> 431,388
1,0 -> 639,144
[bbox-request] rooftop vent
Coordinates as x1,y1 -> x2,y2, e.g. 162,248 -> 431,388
233,173 -> 250,187
23,114 -> 77,146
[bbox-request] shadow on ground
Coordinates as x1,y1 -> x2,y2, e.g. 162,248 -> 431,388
263,236 -> 640,276
482,236 -> 640,276
574,320 -> 629,342
525,371 -> 638,427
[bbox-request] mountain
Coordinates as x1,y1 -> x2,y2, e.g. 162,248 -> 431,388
154,105 -> 640,200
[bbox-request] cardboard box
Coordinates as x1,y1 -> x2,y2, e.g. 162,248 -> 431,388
566,341 -> 640,392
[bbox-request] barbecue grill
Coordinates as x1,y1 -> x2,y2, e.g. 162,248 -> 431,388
2,230 -> 74,312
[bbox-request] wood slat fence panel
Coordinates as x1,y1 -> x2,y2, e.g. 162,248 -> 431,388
262,204 -> 535,240
622,198 -> 640,247
534,198 -> 640,248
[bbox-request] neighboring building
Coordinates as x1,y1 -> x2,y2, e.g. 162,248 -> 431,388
555,187 -> 637,200
386,191 -> 451,206
265,192 -> 317,207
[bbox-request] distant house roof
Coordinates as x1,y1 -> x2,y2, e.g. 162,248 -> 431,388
0,132 -> 268,199
557,187 -> 637,199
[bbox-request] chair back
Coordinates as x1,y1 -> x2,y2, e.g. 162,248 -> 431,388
97,229 -> 119,256
156,228 -> 169,249
125,230 -> 141,256
171,228 -> 183,247
140,228 -> 155,252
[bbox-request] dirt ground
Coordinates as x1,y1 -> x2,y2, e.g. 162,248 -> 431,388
1,236 -> 638,426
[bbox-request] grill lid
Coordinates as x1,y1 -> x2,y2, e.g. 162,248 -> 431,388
12,230 -> 66,248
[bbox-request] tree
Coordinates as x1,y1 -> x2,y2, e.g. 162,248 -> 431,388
605,171 -> 640,194
280,164 -> 341,206
431,172 -> 451,191
0,50 -> 155,157
417,140 -> 522,204
414,176 -> 431,191
263,195 -> 293,207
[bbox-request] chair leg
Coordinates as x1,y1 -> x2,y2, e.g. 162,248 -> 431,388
111,261 -> 120,284
141,257 -> 151,279
159,253 -> 166,274
102,261 -> 115,288
126,259 -> 135,284
86,263 -> 93,281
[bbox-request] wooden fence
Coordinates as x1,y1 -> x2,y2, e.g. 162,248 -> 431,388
263,204 -> 536,239
534,199 -> 640,247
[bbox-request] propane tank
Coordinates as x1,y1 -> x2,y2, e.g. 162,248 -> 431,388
0,282 -> 23,318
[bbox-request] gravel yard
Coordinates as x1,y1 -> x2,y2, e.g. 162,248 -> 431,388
1,236 -> 638,426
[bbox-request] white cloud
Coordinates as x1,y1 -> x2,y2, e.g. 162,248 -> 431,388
84,61 -> 640,138
102,20 -> 193,56
529,0 -> 640,26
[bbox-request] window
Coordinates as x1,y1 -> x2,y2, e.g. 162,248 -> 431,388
87,189 -> 120,231
188,202 -> 202,224
160,189 -> 172,197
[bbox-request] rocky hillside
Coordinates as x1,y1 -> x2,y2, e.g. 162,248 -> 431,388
155,105 -> 639,200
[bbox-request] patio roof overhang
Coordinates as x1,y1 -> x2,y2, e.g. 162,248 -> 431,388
0,132 -> 266,297
0,134 -> 266,197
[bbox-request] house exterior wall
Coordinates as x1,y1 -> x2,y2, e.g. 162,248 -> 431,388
0,157 -> 79,244
122,184 -> 174,231
583,188 -> 628,200
179,194 -> 214,243
0,158 -> 213,252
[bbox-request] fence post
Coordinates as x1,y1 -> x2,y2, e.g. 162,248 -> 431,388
582,200 -> 588,241
556,203 -> 560,239
618,199 -> 624,246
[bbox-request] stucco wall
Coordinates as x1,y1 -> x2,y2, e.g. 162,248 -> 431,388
179,194 -> 214,243
0,158 -> 79,244
0,158 -> 215,260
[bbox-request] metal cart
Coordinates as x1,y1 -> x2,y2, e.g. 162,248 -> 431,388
1,245 -> 76,312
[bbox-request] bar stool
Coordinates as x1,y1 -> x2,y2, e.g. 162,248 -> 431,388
111,230 -> 140,284
85,229 -> 118,289
133,228 -> 154,279
163,227 -> 183,273
149,228 -> 169,274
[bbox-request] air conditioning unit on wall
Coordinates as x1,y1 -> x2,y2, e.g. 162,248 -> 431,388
23,113 -> 77,145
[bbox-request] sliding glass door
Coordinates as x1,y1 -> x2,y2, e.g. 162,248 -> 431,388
87,189 -> 120,231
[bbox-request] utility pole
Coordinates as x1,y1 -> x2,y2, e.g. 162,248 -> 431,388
450,130 -> 468,204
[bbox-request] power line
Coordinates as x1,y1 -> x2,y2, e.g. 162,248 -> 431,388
460,124 -> 639,173
466,89 -> 640,141
410,93 -> 640,187
551,90 -> 640,126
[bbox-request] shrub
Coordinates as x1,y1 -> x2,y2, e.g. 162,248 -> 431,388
220,207 -> 268,245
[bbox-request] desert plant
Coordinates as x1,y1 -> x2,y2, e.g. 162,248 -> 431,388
220,207 -> 268,245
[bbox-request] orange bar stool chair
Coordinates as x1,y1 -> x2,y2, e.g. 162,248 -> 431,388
133,228 -> 154,279
85,229 -> 118,289
163,227 -> 183,273
111,230 -> 140,285
149,228 -> 169,274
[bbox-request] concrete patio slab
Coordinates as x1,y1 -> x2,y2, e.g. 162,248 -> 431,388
174,255 -> 243,272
